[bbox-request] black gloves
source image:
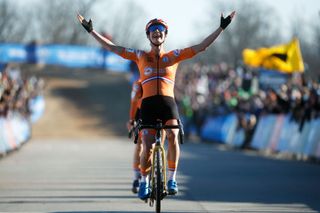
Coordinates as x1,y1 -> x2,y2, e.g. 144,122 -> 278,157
81,18 -> 93,33
220,14 -> 232,30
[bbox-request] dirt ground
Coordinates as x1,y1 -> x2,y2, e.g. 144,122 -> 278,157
30,66 -> 132,139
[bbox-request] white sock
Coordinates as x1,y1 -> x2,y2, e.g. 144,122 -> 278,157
168,169 -> 176,181
140,175 -> 149,183
133,169 -> 141,180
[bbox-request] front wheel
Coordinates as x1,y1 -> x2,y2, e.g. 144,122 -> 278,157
155,150 -> 162,213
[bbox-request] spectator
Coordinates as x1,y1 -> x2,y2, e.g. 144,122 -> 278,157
175,61 -> 320,146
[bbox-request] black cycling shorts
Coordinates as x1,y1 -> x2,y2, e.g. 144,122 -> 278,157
140,95 -> 179,125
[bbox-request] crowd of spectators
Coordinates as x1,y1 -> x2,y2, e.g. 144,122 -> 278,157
0,63 -> 44,119
175,62 -> 320,147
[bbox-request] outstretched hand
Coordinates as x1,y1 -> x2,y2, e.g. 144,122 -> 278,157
77,13 -> 93,33
220,11 -> 236,30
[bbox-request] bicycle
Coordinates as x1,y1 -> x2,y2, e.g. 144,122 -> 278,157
132,119 -> 184,213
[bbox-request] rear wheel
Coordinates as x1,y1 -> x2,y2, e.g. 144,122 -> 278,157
155,150 -> 162,213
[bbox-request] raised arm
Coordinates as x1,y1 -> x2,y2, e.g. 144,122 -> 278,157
77,14 -> 124,54
191,11 -> 235,54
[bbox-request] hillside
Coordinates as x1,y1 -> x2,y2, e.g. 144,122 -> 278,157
28,66 -> 132,139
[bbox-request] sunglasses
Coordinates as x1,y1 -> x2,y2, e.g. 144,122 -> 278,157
148,24 -> 166,33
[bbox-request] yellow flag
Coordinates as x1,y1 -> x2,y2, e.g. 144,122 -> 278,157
242,38 -> 304,73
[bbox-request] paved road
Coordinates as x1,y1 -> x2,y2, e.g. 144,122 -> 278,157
0,138 -> 319,213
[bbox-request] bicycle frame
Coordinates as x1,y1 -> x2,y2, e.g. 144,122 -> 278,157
150,127 -> 167,203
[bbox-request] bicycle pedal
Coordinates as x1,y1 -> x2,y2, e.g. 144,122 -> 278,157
149,199 -> 154,206
162,191 -> 167,199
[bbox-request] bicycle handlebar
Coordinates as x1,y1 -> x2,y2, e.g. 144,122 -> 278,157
139,124 -> 180,130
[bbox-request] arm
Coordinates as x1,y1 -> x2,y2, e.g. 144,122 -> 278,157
191,11 -> 235,54
127,81 -> 142,130
77,14 -> 124,54
191,27 -> 223,54
129,99 -> 138,125
127,100 -> 138,131
91,30 -> 124,54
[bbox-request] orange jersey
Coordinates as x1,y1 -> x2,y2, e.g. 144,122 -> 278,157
129,80 -> 142,120
119,47 -> 196,99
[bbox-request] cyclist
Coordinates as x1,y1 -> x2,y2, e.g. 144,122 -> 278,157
77,11 -> 235,200
127,78 -> 166,194
126,79 -> 143,194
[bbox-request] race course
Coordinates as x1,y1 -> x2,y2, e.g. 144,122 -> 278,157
0,68 -> 319,213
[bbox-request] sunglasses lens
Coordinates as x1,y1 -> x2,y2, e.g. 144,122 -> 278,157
148,24 -> 166,32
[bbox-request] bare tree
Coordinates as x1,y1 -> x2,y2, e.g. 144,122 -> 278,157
97,0 -> 146,49
31,0 -> 97,44
193,1 -> 281,66
0,0 -> 32,42
289,11 -> 320,78
316,11 -> 320,55
312,11 -> 320,77
0,0 -> 146,48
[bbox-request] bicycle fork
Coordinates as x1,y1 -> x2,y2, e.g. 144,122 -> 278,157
150,143 -> 167,206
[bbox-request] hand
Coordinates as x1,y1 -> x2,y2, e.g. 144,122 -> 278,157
220,11 -> 235,30
126,120 -> 135,131
77,13 -> 93,33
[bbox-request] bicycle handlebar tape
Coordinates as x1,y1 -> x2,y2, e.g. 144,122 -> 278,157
220,15 -> 232,30
128,130 -> 132,139
82,19 -> 93,33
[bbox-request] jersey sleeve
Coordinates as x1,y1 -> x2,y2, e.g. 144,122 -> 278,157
168,47 -> 196,64
117,48 -> 143,62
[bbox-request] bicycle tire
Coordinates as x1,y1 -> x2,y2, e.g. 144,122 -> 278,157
156,150 -> 162,213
